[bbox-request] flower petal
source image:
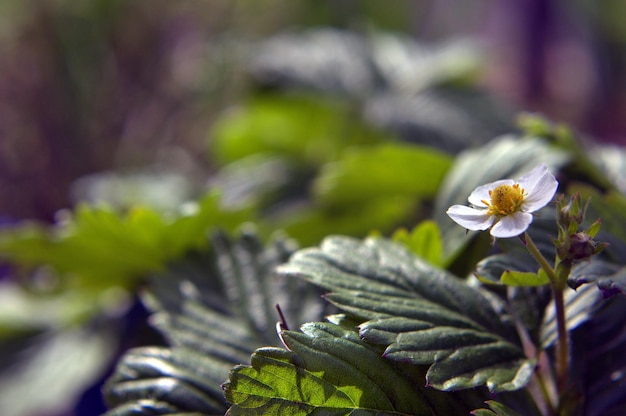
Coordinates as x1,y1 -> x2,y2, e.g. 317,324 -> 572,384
521,170 -> 558,212
446,205 -> 495,231
490,212 -> 533,238
468,179 -> 515,207
517,164 -> 548,190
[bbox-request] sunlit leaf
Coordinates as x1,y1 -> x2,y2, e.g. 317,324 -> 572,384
279,236 -> 534,393
500,270 -> 550,287
392,220 -> 443,266
314,143 -> 451,206
224,323 -> 435,416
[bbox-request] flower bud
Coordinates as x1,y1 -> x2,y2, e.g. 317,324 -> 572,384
568,232 -> 598,261
558,193 -> 587,235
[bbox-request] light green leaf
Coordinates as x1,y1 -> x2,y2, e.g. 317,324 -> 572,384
209,94 -> 386,168
314,143 -> 452,206
500,270 -> 550,287
0,192 -> 252,291
392,220 -> 443,266
224,323 -> 433,415
279,236 -> 534,393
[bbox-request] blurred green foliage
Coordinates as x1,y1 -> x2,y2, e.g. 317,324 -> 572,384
210,95 -> 388,168
0,193 -> 253,292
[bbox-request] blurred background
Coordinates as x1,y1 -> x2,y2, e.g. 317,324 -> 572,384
0,0 -> 624,222
0,0 -> 625,415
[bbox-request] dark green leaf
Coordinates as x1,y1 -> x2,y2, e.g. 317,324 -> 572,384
104,230 -> 331,415
279,236 -> 533,392
571,294 -> 626,415
103,346 -> 230,415
540,280 -> 601,349
567,259 -> 626,298
471,400 -> 524,416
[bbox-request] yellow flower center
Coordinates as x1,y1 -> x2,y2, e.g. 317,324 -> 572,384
483,184 -> 525,216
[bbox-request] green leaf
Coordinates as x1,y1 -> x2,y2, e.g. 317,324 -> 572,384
500,270 -> 550,287
209,94 -> 386,168
279,236 -> 534,393
313,143 -> 452,206
278,195 -> 417,247
103,345 -> 232,415
224,323 -> 432,415
433,136 -> 569,265
392,220 -> 443,266
471,400 -> 524,416
0,192 -> 252,291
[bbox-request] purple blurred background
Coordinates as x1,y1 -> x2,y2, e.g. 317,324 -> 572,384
0,0 -> 624,220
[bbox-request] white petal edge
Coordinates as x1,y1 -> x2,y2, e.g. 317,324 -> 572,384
446,205 -> 495,231
468,179 -> 515,207
517,164 -> 549,191
522,170 -> 559,212
490,212 -> 533,238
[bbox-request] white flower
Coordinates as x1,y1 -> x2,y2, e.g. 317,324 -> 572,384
446,164 -> 558,238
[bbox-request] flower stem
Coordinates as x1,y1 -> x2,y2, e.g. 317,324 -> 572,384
521,232 -> 570,403
522,232 -> 557,283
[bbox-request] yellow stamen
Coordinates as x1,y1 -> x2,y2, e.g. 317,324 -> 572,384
482,184 -> 526,216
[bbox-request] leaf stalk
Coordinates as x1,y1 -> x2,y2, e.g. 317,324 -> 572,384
521,232 -> 570,411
